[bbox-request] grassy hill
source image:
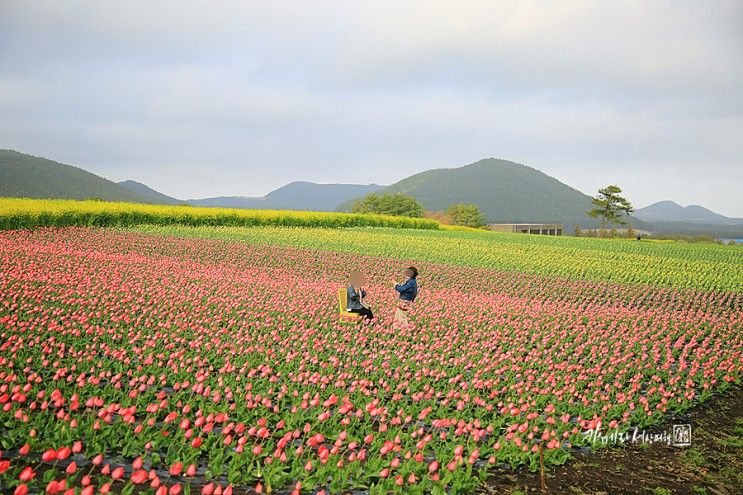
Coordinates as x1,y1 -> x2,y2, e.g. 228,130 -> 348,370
344,158 -> 642,230
0,149 -> 150,203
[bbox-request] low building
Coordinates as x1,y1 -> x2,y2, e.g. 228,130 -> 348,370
488,223 -> 564,235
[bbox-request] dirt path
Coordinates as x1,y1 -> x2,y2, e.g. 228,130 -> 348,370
481,386 -> 742,495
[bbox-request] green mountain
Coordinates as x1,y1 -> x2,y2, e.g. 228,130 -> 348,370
343,158 -> 644,230
118,180 -> 181,205
0,149 -> 150,202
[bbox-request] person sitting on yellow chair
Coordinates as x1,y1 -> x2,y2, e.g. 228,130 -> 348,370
347,270 -> 374,321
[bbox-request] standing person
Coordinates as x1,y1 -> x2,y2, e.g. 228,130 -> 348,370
347,270 -> 374,321
391,266 -> 418,325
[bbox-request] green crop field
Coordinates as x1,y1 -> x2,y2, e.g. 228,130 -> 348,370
130,225 -> 743,292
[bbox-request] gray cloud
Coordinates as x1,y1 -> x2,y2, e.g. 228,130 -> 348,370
1,0 -> 741,215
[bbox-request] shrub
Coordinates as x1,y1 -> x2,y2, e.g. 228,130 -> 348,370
351,193 -> 425,218
446,204 -> 487,228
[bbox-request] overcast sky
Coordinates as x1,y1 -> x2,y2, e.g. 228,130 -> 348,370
1,1 -> 741,214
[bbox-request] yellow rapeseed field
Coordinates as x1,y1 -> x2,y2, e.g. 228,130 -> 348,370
0,197 -> 440,230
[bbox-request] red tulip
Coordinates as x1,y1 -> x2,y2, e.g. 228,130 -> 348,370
46,480 -> 64,494
131,470 -> 148,485
41,449 -> 57,462
19,467 -> 35,482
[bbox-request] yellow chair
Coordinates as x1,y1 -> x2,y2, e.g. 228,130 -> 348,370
338,288 -> 361,321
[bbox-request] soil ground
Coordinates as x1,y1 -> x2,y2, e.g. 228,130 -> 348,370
480,386 -> 743,495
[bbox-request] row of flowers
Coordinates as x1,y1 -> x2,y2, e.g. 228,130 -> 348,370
0,227 -> 740,494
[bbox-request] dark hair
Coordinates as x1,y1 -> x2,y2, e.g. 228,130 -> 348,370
405,266 -> 418,278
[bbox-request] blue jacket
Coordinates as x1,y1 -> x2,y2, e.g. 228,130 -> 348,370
346,285 -> 367,310
395,278 -> 418,302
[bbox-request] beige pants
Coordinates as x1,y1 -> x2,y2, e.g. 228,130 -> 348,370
394,307 -> 410,325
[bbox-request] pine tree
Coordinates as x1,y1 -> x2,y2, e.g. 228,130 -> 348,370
587,185 -> 634,231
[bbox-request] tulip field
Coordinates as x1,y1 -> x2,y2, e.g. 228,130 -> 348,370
0,226 -> 741,495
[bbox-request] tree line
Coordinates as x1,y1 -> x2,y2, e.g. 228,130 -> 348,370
351,193 -> 487,228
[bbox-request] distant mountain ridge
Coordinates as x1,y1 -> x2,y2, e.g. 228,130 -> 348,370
634,201 -> 743,237
1,149 -> 382,211
188,181 -> 384,211
635,200 -> 740,224
186,196 -> 268,209
3,149 -> 739,236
